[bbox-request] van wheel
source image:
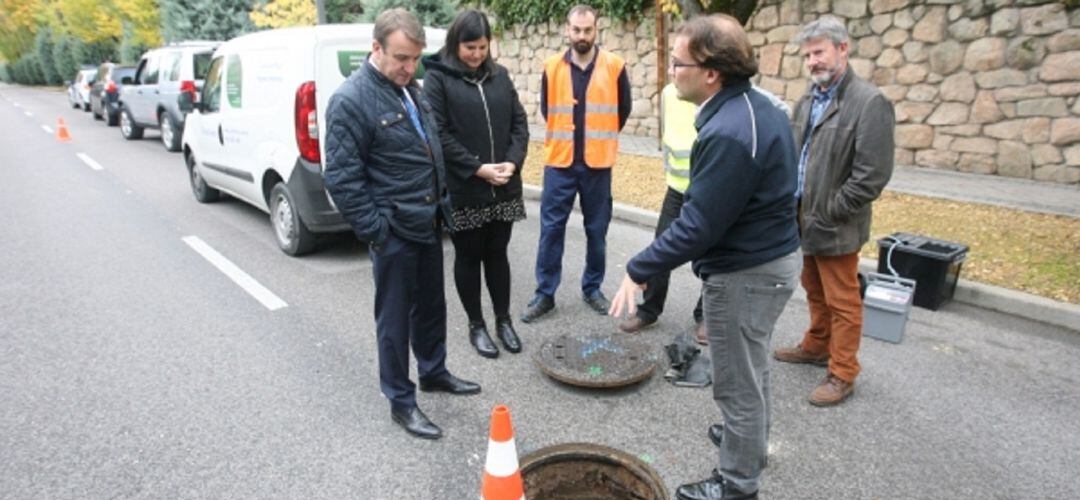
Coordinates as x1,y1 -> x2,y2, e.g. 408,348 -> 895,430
160,112 -> 181,152
187,153 -> 220,203
270,183 -> 317,256
120,107 -> 143,138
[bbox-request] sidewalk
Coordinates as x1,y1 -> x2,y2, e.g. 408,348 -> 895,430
525,125 -> 1080,332
528,124 -> 1080,218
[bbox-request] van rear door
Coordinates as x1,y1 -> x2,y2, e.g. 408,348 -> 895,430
313,33 -> 371,168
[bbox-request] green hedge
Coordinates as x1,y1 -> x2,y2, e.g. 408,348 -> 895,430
477,0 -> 651,28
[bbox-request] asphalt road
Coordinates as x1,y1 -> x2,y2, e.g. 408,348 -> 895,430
2,83 -> 1079,499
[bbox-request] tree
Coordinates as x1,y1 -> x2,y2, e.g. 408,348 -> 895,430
114,0 -> 163,48
250,0 -> 317,29
359,0 -> 457,29
0,0 -> 41,62
160,0 -> 254,43
662,0 -> 759,25
325,0 -> 363,23
33,27 -> 62,85
51,32 -> 80,81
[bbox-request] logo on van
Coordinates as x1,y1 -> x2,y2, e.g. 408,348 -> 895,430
338,51 -> 369,78
337,51 -> 427,80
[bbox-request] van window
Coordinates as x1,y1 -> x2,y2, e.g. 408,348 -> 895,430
202,57 -> 224,113
162,51 -> 182,82
226,55 -> 243,109
137,54 -> 160,85
193,52 -> 212,80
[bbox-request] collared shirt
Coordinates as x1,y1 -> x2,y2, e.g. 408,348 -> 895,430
796,72 -> 843,200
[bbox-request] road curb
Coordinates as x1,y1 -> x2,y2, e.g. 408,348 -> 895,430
523,183 -> 1080,333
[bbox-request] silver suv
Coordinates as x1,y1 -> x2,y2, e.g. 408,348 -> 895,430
119,41 -> 219,152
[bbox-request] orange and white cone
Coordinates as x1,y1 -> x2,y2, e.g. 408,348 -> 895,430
481,405 -> 524,500
56,117 -> 72,143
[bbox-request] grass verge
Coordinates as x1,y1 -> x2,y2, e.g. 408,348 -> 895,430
520,143 -> 1080,304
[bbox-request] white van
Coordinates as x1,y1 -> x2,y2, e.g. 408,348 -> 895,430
180,24 -> 446,255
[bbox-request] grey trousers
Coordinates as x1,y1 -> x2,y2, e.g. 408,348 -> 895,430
702,250 -> 800,494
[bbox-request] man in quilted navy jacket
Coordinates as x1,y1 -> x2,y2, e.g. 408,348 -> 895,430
323,8 -> 480,441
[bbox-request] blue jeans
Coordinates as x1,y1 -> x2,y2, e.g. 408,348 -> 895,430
703,250 -> 800,494
534,164 -> 612,299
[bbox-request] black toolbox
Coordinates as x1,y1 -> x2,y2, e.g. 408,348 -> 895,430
877,232 -> 969,311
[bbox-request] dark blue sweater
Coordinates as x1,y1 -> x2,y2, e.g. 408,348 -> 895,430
626,79 -> 799,283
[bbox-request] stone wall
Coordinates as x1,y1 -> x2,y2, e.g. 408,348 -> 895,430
492,0 -> 1080,184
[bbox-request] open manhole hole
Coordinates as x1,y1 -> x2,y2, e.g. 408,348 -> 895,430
521,443 -> 668,500
535,334 -> 659,388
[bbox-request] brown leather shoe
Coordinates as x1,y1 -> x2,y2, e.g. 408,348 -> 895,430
773,344 -> 829,366
694,322 -> 708,346
809,374 -> 854,406
618,315 -> 656,333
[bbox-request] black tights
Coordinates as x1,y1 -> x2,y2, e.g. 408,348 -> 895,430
450,221 -> 514,324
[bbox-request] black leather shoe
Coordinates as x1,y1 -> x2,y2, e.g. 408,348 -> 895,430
676,470 -> 757,500
390,406 -> 442,440
495,317 -> 522,353
469,321 -> 499,359
520,295 -> 554,323
419,373 -> 481,395
709,424 -> 723,448
583,291 -> 610,315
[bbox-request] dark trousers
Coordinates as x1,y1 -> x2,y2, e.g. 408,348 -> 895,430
450,220 -> 514,323
534,164 -> 612,299
637,187 -> 703,323
369,233 -> 449,411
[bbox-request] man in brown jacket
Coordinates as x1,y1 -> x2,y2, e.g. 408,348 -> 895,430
773,16 -> 894,406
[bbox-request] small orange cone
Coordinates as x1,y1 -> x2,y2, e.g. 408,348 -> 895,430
56,117 -> 72,143
481,405 -> 525,500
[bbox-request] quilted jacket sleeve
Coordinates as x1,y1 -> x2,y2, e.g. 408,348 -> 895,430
323,90 -> 389,247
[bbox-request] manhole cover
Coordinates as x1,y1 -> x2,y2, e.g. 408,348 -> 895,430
521,442 -> 668,500
535,334 -> 659,388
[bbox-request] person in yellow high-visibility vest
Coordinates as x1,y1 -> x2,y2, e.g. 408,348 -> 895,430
619,82 -> 790,344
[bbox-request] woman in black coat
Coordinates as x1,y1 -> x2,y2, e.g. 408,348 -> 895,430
423,9 -> 529,359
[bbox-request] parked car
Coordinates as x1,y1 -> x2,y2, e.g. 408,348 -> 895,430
66,68 -> 97,111
119,41 -> 220,152
90,63 -> 137,126
179,24 -> 445,256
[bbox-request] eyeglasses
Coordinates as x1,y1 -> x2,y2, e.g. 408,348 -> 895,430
669,59 -> 702,70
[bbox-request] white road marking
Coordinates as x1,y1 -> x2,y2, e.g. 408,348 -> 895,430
13,102 -> 20,107
76,152 -> 104,171
181,236 -> 288,311
24,111 -> 32,117
42,125 -> 53,134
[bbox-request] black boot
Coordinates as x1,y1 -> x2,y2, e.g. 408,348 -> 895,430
469,321 -> 499,359
495,317 -> 522,353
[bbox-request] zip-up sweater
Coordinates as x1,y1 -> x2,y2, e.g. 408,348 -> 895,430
422,54 -> 529,209
626,79 -> 800,283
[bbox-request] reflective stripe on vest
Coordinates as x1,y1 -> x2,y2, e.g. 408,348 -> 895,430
543,51 -> 625,168
661,84 -> 697,193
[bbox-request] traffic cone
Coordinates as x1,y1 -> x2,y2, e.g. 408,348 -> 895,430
481,405 -> 524,500
56,117 -> 71,143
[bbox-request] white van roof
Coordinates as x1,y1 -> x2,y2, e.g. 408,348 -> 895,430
222,23 -> 446,52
